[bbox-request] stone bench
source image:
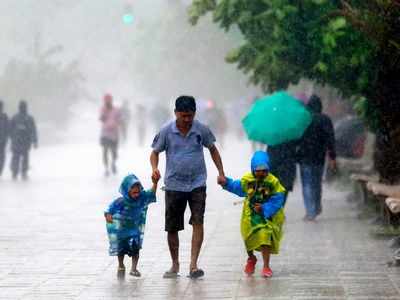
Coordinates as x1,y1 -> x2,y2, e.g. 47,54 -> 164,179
349,173 -> 379,205
366,182 -> 400,215
350,176 -> 400,225
386,197 -> 400,214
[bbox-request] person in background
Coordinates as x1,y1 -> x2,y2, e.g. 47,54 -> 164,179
119,100 -> 131,143
0,100 -> 9,177
134,103 -> 147,147
100,93 -> 121,176
9,100 -> 38,180
267,140 -> 298,205
297,94 -> 337,221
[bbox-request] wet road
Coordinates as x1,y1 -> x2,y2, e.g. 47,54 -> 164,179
0,139 -> 399,299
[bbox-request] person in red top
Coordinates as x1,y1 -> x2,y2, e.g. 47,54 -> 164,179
100,93 -> 121,177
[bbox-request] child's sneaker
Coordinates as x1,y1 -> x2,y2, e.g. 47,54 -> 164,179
261,267 -> 273,278
244,256 -> 257,275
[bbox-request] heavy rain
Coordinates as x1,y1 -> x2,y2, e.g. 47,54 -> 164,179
0,1 -> 400,299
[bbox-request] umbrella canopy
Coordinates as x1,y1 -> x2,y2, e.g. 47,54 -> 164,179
242,91 -> 312,146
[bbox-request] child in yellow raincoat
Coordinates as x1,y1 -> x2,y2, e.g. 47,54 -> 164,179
219,151 -> 285,277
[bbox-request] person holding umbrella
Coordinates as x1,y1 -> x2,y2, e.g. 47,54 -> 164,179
241,91 -> 312,201
267,140 -> 299,205
297,94 -> 337,221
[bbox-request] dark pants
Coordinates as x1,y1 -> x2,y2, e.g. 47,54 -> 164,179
11,149 -> 29,178
101,137 -> 118,172
300,163 -> 324,219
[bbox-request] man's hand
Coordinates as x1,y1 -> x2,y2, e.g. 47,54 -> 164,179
152,169 -> 161,182
328,159 -> 337,173
105,213 -> 113,223
253,203 -> 262,214
151,173 -> 160,184
217,175 -> 227,186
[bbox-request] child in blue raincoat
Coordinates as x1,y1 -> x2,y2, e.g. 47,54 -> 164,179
219,151 -> 285,278
104,174 -> 158,276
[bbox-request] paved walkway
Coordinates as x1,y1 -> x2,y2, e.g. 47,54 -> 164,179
0,140 -> 399,299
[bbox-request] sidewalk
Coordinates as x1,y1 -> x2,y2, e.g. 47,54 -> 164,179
0,141 -> 399,299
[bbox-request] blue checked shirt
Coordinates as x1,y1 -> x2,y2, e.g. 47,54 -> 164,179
151,120 -> 216,192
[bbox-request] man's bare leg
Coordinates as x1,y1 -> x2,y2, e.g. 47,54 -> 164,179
190,224 -> 204,272
167,231 -> 180,273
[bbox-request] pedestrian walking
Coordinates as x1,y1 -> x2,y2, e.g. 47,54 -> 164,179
99,93 -> 121,176
9,100 -> 37,180
134,103 -> 147,147
151,102 -> 171,135
119,100 -> 131,143
219,151 -> 285,278
297,94 -> 337,221
267,140 -> 298,205
104,173 -> 159,277
0,100 -> 9,177
150,95 -> 225,279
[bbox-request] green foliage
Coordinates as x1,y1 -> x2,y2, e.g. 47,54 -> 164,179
190,0 -> 377,95
353,96 -> 380,131
189,0 -> 400,130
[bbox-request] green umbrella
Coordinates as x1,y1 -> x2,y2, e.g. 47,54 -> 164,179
242,91 -> 312,146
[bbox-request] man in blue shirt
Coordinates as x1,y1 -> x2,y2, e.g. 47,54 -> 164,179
150,95 -> 225,279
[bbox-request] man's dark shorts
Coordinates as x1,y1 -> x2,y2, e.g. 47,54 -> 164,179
165,186 -> 206,232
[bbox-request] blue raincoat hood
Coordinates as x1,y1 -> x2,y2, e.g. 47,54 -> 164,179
119,174 -> 143,199
251,151 -> 270,173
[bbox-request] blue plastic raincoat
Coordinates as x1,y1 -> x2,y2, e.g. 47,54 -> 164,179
105,174 -> 156,256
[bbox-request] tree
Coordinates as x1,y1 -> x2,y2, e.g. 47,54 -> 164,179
0,34 -> 86,126
189,0 -> 400,182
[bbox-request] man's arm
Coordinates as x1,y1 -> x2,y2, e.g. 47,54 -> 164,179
150,150 -> 161,181
325,116 -> 337,170
208,144 -> 225,184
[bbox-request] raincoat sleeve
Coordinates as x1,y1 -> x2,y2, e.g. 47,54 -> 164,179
261,175 -> 285,219
223,177 -> 246,197
261,193 -> 284,219
104,199 -> 121,215
144,189 -> 157,204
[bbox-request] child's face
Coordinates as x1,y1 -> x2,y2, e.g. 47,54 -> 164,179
254,169 -> 268,180
128,184 -> 141,199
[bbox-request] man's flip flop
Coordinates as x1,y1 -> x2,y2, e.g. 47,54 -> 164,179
188,269 -> 204,279
163,270 -> 180,278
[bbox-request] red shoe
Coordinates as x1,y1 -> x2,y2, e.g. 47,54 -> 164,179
261,267 -> 273,278
244,257 -> 257,275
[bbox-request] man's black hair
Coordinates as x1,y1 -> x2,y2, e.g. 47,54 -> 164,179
175,95 -> 196,112
307,94 -> 322,113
